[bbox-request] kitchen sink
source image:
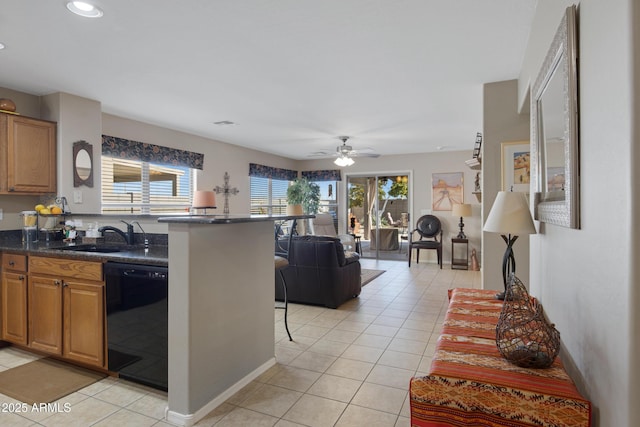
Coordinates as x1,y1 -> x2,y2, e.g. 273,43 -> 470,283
55,244 -> 123,253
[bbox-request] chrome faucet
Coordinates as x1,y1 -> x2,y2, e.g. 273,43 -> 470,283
98,220 -> 135,245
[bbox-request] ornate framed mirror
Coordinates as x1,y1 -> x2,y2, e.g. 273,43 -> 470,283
73,140 -> 94,187
530,5 -> 579,229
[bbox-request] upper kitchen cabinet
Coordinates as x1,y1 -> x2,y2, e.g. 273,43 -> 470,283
0,113 -> 56,194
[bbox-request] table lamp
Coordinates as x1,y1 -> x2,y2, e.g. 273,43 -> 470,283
192,190 -> 216,214
452,203 -> 472,239
483,191 -> 536,300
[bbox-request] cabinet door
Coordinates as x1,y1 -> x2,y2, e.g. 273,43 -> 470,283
1,272 -> 28,345
6,115 -> 56,193
28,275 -> 63,354
63,280 -> 105,367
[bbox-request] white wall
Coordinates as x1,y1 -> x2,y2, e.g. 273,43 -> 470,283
41,92 -> 103,214
520,1 -> 637,425
299,150 -> 481,266
482,80 -> 531,293
101,114 -> 299,233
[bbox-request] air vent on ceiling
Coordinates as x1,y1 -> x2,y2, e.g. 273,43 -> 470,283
213,120 -> 236,126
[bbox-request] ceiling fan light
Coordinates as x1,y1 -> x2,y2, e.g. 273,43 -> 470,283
334,156 -> 354,167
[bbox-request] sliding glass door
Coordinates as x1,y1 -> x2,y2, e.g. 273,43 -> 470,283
346,173 -> 410,261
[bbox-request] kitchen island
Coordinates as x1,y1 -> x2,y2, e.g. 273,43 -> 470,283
157,214 -> 310,427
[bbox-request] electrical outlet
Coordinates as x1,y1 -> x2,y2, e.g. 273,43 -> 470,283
73,190 -> 82,204
0,208 -> 3,220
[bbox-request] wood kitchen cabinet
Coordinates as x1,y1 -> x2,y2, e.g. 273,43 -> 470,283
29,256 -> 105,368
1,254 -> 28,345
28,275 -> 63,354
0,113 -> 56,194
63,280 -> 104,367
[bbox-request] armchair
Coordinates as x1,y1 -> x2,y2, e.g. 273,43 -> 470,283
408,215 -> 443,268
275,235 -> 361,308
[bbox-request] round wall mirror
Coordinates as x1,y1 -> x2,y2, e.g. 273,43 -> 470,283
73,140 -> 94,187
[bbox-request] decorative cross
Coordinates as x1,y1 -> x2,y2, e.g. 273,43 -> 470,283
213,172 -> 239,214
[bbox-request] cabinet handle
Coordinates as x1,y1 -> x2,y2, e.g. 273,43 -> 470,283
18,275 -> 25,281
62,282 -> 68,288
54,280 -> 61,286
8,261 -> 15,266
8,187 -> 14,192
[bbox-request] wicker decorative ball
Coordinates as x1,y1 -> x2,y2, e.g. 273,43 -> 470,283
0,98 -> 16,112
495,274 -> 560,369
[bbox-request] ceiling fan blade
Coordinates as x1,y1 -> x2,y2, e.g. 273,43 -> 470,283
308,151 -> 338,158
307,136 -> 381,159
351,152 -> 380,158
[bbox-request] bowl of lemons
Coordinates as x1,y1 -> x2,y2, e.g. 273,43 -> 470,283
35,204 -> 64,229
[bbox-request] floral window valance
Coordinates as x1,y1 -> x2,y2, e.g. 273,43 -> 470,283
102,135 -> 204,170
301,170 -> 342,181
249,163 -> 298,181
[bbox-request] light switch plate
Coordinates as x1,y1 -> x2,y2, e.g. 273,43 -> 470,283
0,208 -> 3,220
73,190 -> 82,204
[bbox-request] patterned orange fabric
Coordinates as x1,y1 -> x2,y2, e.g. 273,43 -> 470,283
410,288 -> 591,427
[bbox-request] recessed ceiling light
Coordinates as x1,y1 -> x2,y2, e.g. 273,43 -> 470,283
66,1 -> 103,18
213,120 -> 236,126
0,43 -> 5,50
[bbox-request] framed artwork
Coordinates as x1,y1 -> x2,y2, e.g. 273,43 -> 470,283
432,172 -> 463,211
501,141 -> 530,192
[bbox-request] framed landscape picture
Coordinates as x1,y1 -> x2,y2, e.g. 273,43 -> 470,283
501,141 -> 530,193
432,172 -> 463,211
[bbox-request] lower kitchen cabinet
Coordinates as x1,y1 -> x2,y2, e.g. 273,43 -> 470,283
1,271 -> 28,345
29,256 -> 105,368
1,253 -> 28,345
63,280 -> 104,367
29,275 -> 63,354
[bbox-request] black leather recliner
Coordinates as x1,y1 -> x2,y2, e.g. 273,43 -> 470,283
275,235 -> 361,309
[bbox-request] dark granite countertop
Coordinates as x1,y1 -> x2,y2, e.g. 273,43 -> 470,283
158,214 -> 314,224
0,236 -> 168,266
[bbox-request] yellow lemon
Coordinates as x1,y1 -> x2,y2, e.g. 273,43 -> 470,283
35,204 -> 45,212
39,208 -> 51,215
51,206 -> 63,215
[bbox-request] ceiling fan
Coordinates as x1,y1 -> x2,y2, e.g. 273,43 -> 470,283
308,136 -> 380,166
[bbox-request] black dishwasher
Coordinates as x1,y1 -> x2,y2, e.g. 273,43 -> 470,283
104,262 -> 168,391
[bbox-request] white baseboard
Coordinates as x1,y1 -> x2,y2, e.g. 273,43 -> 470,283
165,357 -> 277,426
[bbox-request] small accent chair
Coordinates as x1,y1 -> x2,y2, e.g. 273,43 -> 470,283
408,214 -> 443,268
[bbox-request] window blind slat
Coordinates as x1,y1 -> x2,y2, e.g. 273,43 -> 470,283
102,156 -> 193,214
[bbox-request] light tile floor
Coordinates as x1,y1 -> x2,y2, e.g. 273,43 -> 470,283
0,259 -> 480,426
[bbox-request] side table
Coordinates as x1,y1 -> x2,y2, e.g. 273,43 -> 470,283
451,238 -> 468,270
351,234 -> 362,255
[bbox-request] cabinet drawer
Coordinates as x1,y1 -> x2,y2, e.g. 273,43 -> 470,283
2,253 -> 27,271
29,256 -> 103,282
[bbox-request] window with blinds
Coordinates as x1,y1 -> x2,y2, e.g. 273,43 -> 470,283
250,176 -> 289,215
102,157 -> 194,214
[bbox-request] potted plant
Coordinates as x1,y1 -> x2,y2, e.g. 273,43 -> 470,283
287,177 -> 320,215
287,177 -> 320,234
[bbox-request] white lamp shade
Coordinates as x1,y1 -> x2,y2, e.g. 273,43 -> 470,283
192,190 -> 216,208
452,203 -> 472,217
484,191 -> 536,235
